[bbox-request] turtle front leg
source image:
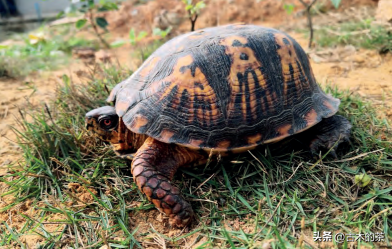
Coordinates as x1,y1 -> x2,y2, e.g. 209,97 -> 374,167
308,115 -> 352,157
131,137 -> 204,227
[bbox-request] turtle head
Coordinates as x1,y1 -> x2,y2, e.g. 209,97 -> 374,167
85,106 -> 136,156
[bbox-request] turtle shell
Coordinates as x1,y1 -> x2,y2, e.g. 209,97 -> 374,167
107,24 -> 340,152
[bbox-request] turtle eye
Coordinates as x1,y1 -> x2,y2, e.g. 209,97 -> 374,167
98,115 -> 118,130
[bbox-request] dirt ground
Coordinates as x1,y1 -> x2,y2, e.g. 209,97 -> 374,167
0,65 -> 89,174
0,75 -> 54,173
1,0 -> 391,247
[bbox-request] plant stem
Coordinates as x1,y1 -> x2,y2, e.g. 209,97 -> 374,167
298,0 -> 318,48
188,10 -> 198,32
87,9 -> 110,49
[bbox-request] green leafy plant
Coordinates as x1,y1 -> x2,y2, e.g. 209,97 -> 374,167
110,27 -> 173,49
128,29 -> 148,45
313,18 -> 392,52
181,0 -> 206,31
283,3 -> 295,15
153,27 -> 172,39
285,0 -> 342,48
330,0 -> 341,8
0,28 -> 98,78
72,0 -> 120,48
355,173 -> 372,187
110,28 -> 148,48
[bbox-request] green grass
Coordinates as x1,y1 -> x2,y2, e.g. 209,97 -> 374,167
1,63 -> 391,248
312,18 -> 392,52
0,25 -> 99,78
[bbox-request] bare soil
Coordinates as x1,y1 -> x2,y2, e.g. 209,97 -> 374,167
0,0 -> 390,247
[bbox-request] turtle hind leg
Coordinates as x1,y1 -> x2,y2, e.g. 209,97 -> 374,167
307,115 -> 352,158
131,137 -> 203,227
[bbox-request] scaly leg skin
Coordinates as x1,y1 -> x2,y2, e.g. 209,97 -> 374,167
308,115 -> 352,158
131,137 -> 204,227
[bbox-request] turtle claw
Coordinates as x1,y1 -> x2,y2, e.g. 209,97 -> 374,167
329,149 -> 338,159
310,139 -> 341,159
308,115 -> 351,157
169,205 -> 194,228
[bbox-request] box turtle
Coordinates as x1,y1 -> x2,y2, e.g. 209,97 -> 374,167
86,24 -> 351,227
